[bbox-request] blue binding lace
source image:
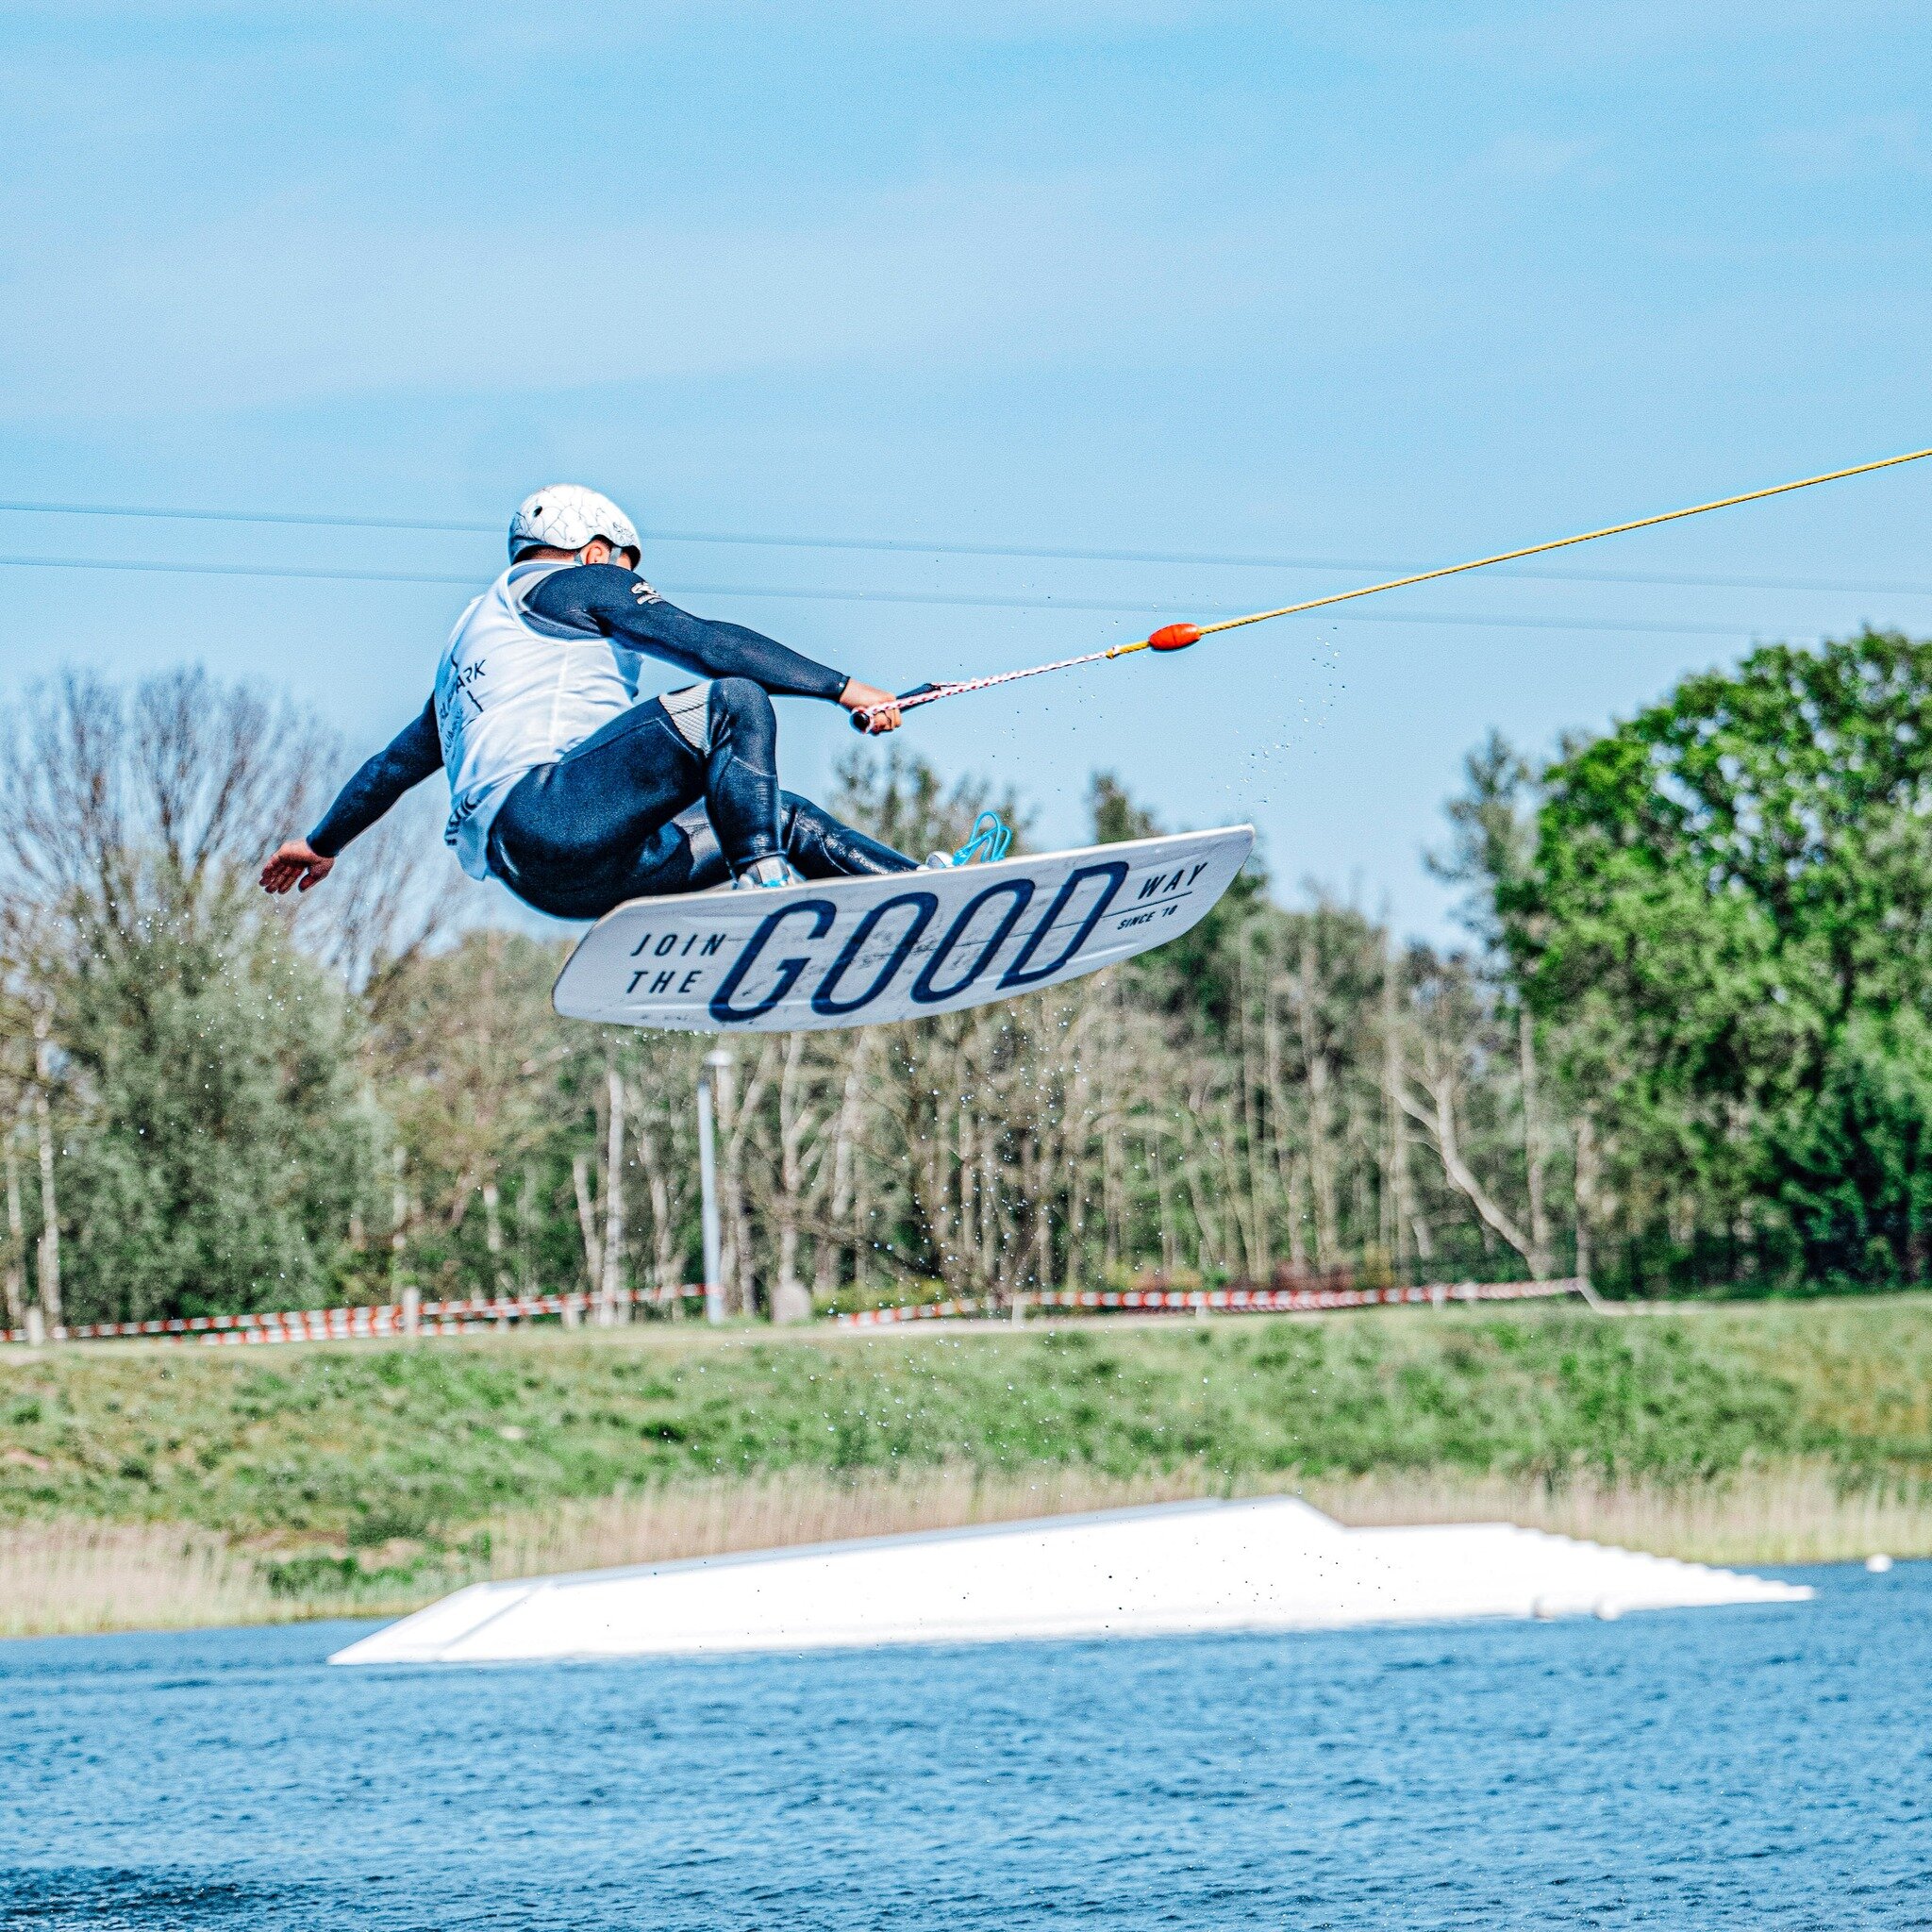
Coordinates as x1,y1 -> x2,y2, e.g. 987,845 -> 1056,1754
951,810 -> 1013,866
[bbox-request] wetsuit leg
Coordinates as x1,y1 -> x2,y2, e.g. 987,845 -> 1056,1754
549,791 -> 916,906
777,792 -> 919,879
487,688 -> 914,920
698,677 -> 784,867
488,687 -> 776,920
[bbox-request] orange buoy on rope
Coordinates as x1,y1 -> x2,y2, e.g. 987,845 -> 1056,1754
1146,623 -> 1202,652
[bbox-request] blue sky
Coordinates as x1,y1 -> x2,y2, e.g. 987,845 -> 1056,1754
2,2 -> 1928,935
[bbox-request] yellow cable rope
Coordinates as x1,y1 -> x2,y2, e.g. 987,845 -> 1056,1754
1106,445 -> 1932,658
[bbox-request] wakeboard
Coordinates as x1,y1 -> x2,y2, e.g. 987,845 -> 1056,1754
552,824 -> 1255,1033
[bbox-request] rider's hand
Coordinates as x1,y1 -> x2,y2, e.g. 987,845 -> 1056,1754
259,839 -> 335,894
840,679 -> 902,735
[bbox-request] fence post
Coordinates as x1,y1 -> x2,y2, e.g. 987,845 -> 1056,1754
402,1284 -> 421,1338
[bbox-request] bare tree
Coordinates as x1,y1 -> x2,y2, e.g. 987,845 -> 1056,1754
1397,953 -> 1552,1277
2,1121 -> 25,1334
572,1150 -> 603,1292
812,1032 -> 874,1302
24,996 -> 62,1331
767,1031 -> 821,1323
1520,1007 -> 1551,1274
599,1063 -> 625,1324
1380,938 -> 1420,1269
1,670 -> 327,932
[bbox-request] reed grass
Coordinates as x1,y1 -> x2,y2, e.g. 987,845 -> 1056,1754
4,1459 -> 1923,1639
484,1462 -> 1932,1581
476,1464 -> 1224,1582
1302,1462 -> 1932,1567
0,1520 -> 281,1638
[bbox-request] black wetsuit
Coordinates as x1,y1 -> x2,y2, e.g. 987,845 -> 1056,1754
308,564 -> 916,919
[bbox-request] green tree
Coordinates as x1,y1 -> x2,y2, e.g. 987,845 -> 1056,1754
1430,730 -> 1540,951
1769,1012 -> 1932,1284
58,908 -> 377,1320
0,669 -> 387,1321
1511,630 -> 1932,1278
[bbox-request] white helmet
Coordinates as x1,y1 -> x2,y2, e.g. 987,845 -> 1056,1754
508,484 -> 641,563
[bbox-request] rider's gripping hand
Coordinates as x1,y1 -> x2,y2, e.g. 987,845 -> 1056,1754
260,839 -> 335,894
840,679 -> 902,735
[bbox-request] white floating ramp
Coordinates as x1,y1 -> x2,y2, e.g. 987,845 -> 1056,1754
330,1497 -> 1810,1665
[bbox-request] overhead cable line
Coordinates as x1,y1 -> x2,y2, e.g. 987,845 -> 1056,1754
0,554 -> 486,587
851,447 -> 1932,729
1,495 -> 1928,600
0,549 -> 1810,638
0,500 -> 497,534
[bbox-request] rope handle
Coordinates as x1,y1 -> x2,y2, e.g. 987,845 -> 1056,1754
849,682 -> 940,732
848,633 -> 1204,731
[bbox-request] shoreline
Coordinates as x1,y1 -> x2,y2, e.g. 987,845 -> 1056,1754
3,1459 -> 1922,1641
7,1297 -> 1930,1639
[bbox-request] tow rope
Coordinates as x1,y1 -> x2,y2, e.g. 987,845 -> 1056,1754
853,445 -> 1932,731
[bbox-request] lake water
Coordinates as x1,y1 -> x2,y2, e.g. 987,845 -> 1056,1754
3,1563 -> 1927,1929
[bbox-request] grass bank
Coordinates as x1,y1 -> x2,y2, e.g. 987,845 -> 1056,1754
3,1299 -> 1929,1634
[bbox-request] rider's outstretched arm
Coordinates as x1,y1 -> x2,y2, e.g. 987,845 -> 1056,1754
525,564 -> 853,699
310,699 -> 443,856
260,700 -> 442,894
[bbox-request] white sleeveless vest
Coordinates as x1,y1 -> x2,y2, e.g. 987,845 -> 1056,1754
434,561 -> 642,879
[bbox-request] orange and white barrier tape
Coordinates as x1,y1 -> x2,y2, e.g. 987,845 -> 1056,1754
827,1277 -> 1591,1327
6,1275 -> 1591,1344
2,1282 -> 705,1346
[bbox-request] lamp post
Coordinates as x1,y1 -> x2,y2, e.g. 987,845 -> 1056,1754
697,1048 -> 734,1324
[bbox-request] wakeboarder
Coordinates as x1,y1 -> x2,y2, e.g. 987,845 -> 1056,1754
261,485 -> 942,920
